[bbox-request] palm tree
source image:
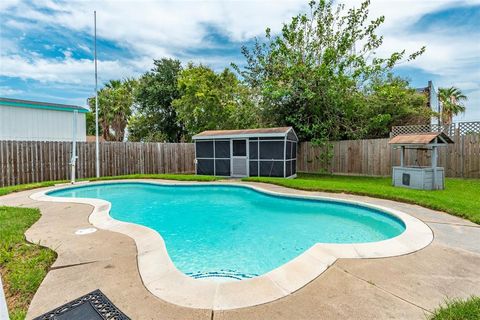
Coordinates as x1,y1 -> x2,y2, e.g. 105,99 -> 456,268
105,79 -> 136,141
438,87 -> 467,125
88,79 -> 137,141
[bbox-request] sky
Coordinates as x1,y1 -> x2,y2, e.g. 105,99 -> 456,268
0,0 -> 479,121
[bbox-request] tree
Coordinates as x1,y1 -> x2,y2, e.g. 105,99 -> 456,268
129,59 -> 184,142
234,0 -> 425,141
88,78 -> 136,141
86,111 -> 101,136
439,86 -> 467,125
172,64 -> 260,139
362,77 -> 430,138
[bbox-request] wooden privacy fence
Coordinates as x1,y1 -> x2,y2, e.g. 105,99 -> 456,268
0,141 -> 195,187
1,135 -> 479,187
298,134 -> 480,178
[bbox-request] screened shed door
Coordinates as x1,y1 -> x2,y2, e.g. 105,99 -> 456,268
231,139 -> 248,177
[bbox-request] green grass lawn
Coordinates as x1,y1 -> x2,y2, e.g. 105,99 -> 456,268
0,181 -> 67,197
244,173 -> 480,224
429,296 -> 480,320
0,206 -> 56,320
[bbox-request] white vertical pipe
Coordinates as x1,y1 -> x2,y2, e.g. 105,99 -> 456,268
94,10 -> 100,178
71,110 -> 78,183
283,135 -> 287,177
213,139 -> 216,176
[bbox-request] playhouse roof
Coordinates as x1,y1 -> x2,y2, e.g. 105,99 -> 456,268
388,132 -> 454,145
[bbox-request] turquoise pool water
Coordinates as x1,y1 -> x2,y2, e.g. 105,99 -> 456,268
48,183 -> 405,279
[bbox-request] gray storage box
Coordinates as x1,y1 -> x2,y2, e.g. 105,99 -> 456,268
392,166 -> 445,190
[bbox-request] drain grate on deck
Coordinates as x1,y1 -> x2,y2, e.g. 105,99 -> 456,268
187,269 -> 258,281
33,289 -> 130,320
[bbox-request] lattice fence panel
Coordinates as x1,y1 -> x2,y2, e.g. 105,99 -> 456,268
391,124 -> 453,137
458,122 -> 480,135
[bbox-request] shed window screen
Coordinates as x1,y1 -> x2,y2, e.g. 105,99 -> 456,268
233,140 -> 246,156
249,161 -> 258,177
196,139 -> 230,176
215,159 -> 230,176
286,141 -> 292,159
286,160 -> 292,177
196,141 -> 214,158
292,159 -> 297,174
197,159 -> 214,175
260,141 -> 284,159
260,161 -> 284,177
215,141 -> 230,158
249,141 -> 258,159
285,141 -> 297,161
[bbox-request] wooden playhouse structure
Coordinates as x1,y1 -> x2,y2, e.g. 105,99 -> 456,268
388,132 -> 454,190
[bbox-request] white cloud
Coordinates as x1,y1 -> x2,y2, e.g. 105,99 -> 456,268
0,54 -> 140,86
5,0 -> 307,56
78,44 -> 91,53
0,0 -> 20,11
0,86 -> 23,95
1,0 -> 479,119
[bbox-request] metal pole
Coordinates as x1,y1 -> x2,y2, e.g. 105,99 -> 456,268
94,11 -> 100,177
432,146 -> 437,189
71,110 -> 78,183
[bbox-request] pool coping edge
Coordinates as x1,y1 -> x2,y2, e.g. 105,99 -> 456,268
30,179 -> 433,310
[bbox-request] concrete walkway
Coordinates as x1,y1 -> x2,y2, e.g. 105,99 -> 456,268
0,181 -> 479,320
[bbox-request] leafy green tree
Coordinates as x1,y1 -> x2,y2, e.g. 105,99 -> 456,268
234,0 -> 425,141
439,86 -> 468,125
172,64 -> 259,139
86,111 -> 100,136
88,78 -> 136,141
362,77 -> 430,138
129,58 -> 184,142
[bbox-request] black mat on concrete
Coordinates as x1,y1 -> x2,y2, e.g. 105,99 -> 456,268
33,289 -> 130,320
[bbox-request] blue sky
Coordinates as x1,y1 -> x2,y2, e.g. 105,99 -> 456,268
1,0 -> 479,121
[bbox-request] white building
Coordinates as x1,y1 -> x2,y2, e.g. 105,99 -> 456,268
0,97 -> 88,142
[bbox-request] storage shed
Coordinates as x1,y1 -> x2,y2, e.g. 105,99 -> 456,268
192,127 -> 298,178
389,132 -> 453,190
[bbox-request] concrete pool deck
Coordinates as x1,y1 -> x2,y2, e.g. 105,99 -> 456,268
1,180 -> 479,319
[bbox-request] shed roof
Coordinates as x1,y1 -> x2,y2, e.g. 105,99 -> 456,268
388,132 -> 454,145
0,97 -> 88,113
193,127 -> 298,140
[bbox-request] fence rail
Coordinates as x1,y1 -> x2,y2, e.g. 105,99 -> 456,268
298,134 -> 480,178
0,141 -> 195,187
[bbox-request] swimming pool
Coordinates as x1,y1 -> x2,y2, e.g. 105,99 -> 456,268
48,182 -> 405,280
